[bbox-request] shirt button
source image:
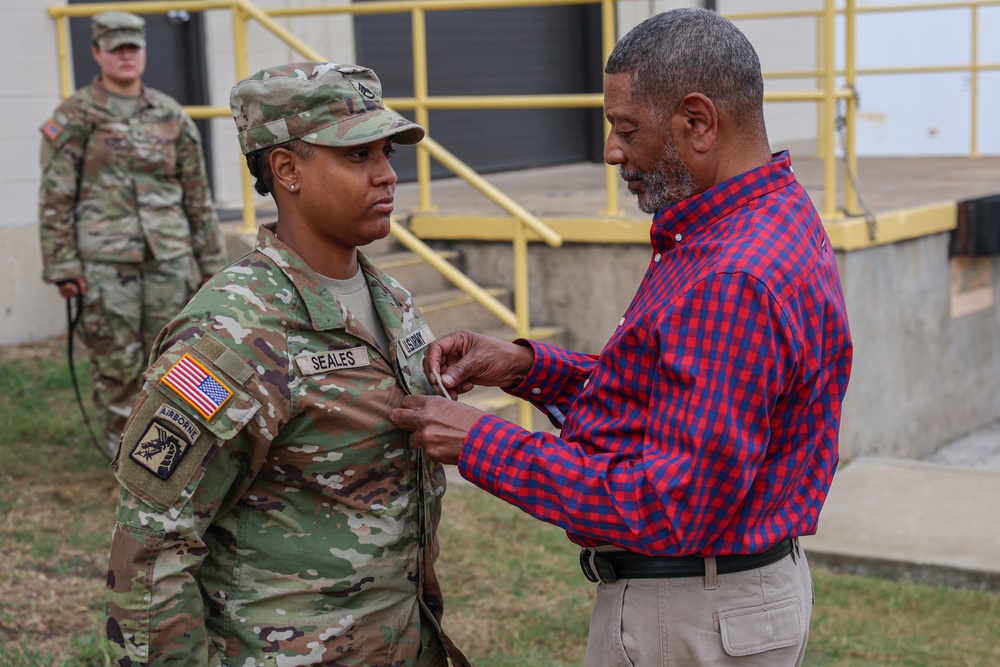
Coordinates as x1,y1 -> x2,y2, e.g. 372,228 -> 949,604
583,379 -> 589,388
654,253 -> 661,262
619,317 -> 625,326
531,387 -> 541,395
674,233 -> 683,242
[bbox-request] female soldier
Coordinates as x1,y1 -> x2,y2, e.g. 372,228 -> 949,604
106,62 -> 468,667
38,12 -> 226,458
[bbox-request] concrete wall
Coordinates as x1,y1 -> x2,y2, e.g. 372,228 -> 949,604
442,235 -> 1000,464
836,235 -> 1000,461
1,0 -> 73,345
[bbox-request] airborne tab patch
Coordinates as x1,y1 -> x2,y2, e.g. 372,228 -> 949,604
129,414 -> 195,480
161,354 -> 232,420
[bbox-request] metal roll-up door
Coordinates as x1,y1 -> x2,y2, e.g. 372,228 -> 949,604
355,4 -> 605,181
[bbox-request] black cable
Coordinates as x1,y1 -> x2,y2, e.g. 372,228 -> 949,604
65,288 -> 110,461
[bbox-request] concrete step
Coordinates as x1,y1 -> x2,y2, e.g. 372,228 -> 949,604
800,457 -> 1000,591
374,250 -> 459,295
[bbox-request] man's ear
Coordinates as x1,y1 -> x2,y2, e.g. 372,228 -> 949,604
675,93 -> 718,153
269,147 -> 299,191
91,44 -> 102,62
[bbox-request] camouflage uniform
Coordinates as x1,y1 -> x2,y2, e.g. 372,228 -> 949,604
106,62 -> 468,666
38,12 -> 226,454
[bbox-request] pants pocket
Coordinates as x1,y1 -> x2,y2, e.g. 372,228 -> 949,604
717,597 -> 802,657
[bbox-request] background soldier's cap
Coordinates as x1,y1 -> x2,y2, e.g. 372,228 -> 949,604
230,61 -> 424,155
92,11 -> 146,51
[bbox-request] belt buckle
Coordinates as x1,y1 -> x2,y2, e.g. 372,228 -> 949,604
579,548 -> 617,584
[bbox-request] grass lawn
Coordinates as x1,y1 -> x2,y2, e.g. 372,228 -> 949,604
1,339 -> 998,666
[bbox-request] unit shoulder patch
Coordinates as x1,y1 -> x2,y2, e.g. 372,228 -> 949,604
129,405 -> 200,480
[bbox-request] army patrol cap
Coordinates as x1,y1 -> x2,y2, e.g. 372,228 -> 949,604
92,12 -> 146,51
230,62 -> 425,155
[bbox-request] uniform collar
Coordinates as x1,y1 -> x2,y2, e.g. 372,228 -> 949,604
650,151 -> 796,251
90,75 -> 154,114
255,223 -> 416,336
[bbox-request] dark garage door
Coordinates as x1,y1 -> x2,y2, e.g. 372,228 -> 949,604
67,3 -> 215,191
355,4 -> 605,181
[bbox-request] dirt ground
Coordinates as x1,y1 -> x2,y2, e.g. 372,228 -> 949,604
1,336 -> 119,661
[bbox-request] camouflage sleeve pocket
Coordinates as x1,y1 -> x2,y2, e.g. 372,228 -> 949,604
106,520 -> 162,655
115,340 -> 261,515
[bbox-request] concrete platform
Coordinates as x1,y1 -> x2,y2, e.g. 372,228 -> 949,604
801,457 -> 1000,591
393,155 -> 1000,222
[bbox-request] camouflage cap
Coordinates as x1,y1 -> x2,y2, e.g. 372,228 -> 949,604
92,12 -> 146,51
230,62 -> 425,155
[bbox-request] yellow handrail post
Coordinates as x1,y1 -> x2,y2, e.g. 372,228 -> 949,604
513,218 -> 533,428
821,0 -> 837,218
815,11 -> 825,159
232,2 -> 256,233
970,3 -> 979,158
600,0 -> 622,218
844,0 -> 858,214
411,7 -> 436,212
53,13 -> 73,100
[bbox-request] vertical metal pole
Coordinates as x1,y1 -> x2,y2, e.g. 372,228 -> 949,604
601,0 -> 621,217
815,12 -> 825,158
845,0 -> 858,213
412,8 -> 435,212
513,220 -> 533,429
822,0 -> 837,218
233,2 -> 256,233
970,4 -> 979,158
55,15 -> 73,100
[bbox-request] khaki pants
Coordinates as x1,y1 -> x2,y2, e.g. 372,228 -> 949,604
584,543 -> 812,667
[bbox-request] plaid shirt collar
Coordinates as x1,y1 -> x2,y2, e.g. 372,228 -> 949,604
650,150 -> 795,251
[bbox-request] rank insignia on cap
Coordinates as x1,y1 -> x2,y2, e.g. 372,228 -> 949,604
161,354 -> 232,420
129,416 -> 194,480
41,118 -> 63,142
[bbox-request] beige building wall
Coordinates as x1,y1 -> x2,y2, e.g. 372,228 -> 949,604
1,0 -> 69,345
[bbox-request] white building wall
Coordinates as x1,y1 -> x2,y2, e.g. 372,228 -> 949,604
1,0 -> 69,345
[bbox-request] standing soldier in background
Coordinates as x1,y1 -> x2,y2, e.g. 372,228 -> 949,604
38,11 -> 226,459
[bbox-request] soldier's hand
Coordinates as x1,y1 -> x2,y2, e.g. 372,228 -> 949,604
426,330 -> 535,395
58,277 -> 87,299
389,394 -> 484,465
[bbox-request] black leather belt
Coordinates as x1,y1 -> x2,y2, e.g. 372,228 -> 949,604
580,539 -> 795,583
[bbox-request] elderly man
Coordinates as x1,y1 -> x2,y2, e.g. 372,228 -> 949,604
391,8 -> 853,666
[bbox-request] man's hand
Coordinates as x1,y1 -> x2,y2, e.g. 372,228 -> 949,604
58,277 -> 87,299
389,395 -> 485,465
426,330 -> 535,396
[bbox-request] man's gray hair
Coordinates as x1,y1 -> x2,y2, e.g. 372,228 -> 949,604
606,8 -> 765,128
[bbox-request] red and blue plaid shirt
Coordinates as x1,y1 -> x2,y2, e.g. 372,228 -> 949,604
459,152 -> 853,557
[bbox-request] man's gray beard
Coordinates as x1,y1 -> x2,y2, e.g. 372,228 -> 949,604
621,149 -> 696,215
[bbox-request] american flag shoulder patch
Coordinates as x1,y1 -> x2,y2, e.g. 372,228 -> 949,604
41,118 -> 63,142
161,354 -> 233,420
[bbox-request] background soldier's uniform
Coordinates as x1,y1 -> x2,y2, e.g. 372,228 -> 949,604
38,12 -> 226,455
106,225 -> 466,665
